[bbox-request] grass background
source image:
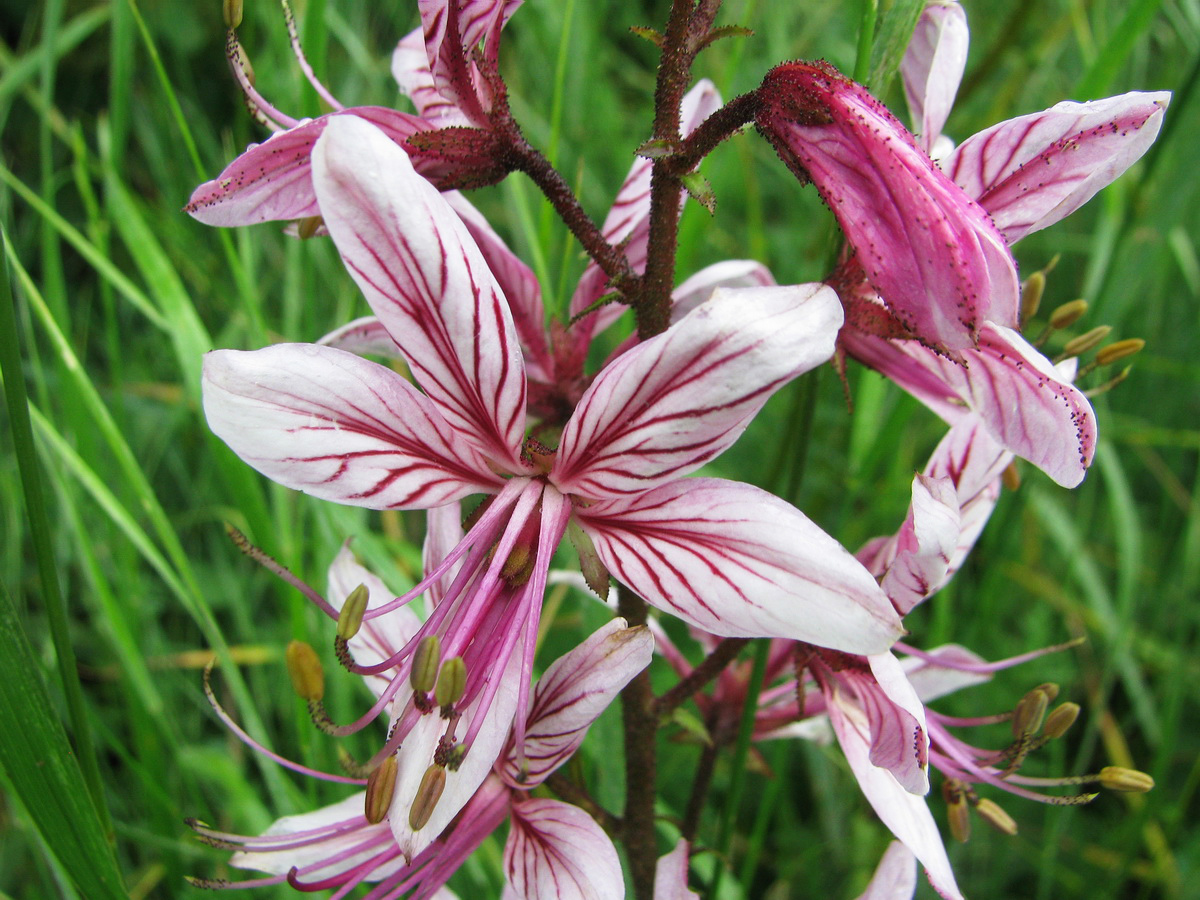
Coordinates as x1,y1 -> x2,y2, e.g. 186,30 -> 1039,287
0,0 -> 1197,897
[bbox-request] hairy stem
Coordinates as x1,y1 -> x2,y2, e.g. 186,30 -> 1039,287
654,637 -> 749,716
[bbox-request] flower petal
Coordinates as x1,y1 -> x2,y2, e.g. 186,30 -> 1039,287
500,619 -> 653,788
185,108 -> 431,227
654,840 -> 697,900
419,0 -> 522,124
827,697 -> 963,900
393,27 -> 472,125
318,316 -> 404,359
669,259 -> 777,324
943,92 -> 1170,244
575,478 -> 902,653
423,502 -> 466,609
505,798 -> 624,900
864,653 -> 930,795
900,644 -> 991,702
757,62 -> 1019,348
202,344 -> 501,508
901,1 -> 969,152
854,841 -> 918,900
553,284 -> 841,498
313,115 -> 527,468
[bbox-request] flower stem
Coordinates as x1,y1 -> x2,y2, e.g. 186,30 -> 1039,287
654,637 -> 749,716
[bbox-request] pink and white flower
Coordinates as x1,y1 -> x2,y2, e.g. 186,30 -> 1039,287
202,113 -> 902,858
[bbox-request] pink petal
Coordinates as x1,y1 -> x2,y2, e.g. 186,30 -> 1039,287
328,545 -> 423,697
423,502 -> 466,609
864,653 -> 931,795
500,619 -> 653,788
654,840 -> 698,900
827,697 -> 963,900
843,323 -> 1094,487
575,478 -> 902,653
758,62 -> 1019,348
943,91 -> 1170,244
900,644 -> 991,702
312,115 -> 527,469
505,798 -> 623,900
553,283 -> 841,498
185,108 -> 431,227
854,842 -> 918,900
901,1 -> 969,153
229,792 -> 403,881
419,0 -> 522,124
202,344 -> 501,508
393,27 -> 472,125
318,316 -> 404,359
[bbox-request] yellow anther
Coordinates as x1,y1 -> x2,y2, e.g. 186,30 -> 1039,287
1096,338 -> 1145,366
337,584 -> 369,641
285,640 -> 324,702
1020,271 -> 1045,323
409,765 -> 447,830
364,756 -> 399,824
943,780 -> 971,843
1062,325 -> 1112,358
297,216 -> 324,239
1099,766 -> 1155,793
1012,688 -> 1049,738
434,657 -> 467,709
975,798 -> 1018,836
410,635 -> 442,694
1049,298 -> 1088,330
1042,702 -> 1081,740
1001,462 -> 1021,492
223,0 -> 243,28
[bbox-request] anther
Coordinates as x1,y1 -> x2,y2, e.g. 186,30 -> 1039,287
1049,298 -> 1088,330
1020,271 -> 1045,324
943,779 -> 972,843
409,765 -> 447,830
364,755 -> 399,824
1012,687 -> 1050,738
297,216 -> 324,239
975,798 -> 1018,836
223,0 -> 243,29
434,657 -> 467,709
1062,325 -> 1112,358
1042,702 -> 1081,740
1099,766 -> 1155,793
1095,338 -> 1145,366
410,635 -> 441,695
1001,462 -> 1021,491
286,640 -> 324,702
337,584 -> 369,641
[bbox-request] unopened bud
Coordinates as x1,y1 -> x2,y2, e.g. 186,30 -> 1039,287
409,765 -> 447,830
297,216 -> 324,239
1099,766 -> 1155,793
1042,702 -> 1081,740
223,0 -> 243,29
364,755 -> 398,824
1012,688 -> 1049,738
1096,338 -> 1145,366
943,780 -> 971,843
975,798 -> 1018,836
1020,271 -> 1045,323
336,584 -> 369,640
1049,298 -> 1088,330
434,656 -> 467,709
285,640 -> 324,702
1062,325 -> 1112,358
410,635 -> 441,694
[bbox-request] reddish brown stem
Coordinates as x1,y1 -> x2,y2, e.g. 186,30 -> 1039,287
617,583 -> 658,900
653,637 -> 749,716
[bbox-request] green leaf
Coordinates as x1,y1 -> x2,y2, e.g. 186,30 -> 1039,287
867,0 -> 924,94
0,580 -> 128,899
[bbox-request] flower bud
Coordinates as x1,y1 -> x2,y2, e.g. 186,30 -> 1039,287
410,635 -> 441,694
434,656 -> 467,709
409,765 -> 447,830
364,755 -> 398,824
285,640 -> 324,702
1062,325 -> 1112,358
1095,338 -> 1145,366
336,584 -> 369,641
1049,298 -> 1088,330
1099,766 -> 1155,793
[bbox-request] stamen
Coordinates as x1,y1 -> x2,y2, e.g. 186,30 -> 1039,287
410,635 -> 442,694
434,656 -> 467,709
364,755 -> 399,824
224,29 -> 301,131
280,0 -> 345,111
226,524 -> 336,617
409,765 -> 448,830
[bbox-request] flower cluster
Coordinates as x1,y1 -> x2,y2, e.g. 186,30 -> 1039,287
187,1 -> 1164,897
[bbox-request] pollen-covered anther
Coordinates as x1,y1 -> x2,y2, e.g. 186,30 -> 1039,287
286,640 -> 324,702
223,0 -> 243,29
1011,685 -> 1051,738
500,543 -> 536,587
364,755 -> 399,824
1095,337 -> 1145,366
1020,270 -> 1046,325
1001,462 -> 1021,491
974,797 -> 1019,836
434,656 -> 467,710
1099,766 -> 1155,793
943,778 -> 972,843
410,635 -> 442,695
1049,298 -> 1088,331
1061,325 -> 1112,358
408,764 -> 447,831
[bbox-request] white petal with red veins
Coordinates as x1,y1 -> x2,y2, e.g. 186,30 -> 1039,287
944,92 -> 1170,244
202,344 -> 502,508
312,115 -> 527,469
554,284 -> 841,498
654,840 -> 698,900
505,798 -> 624,900
576,478 -> 902,653
901,1 -> 969,153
